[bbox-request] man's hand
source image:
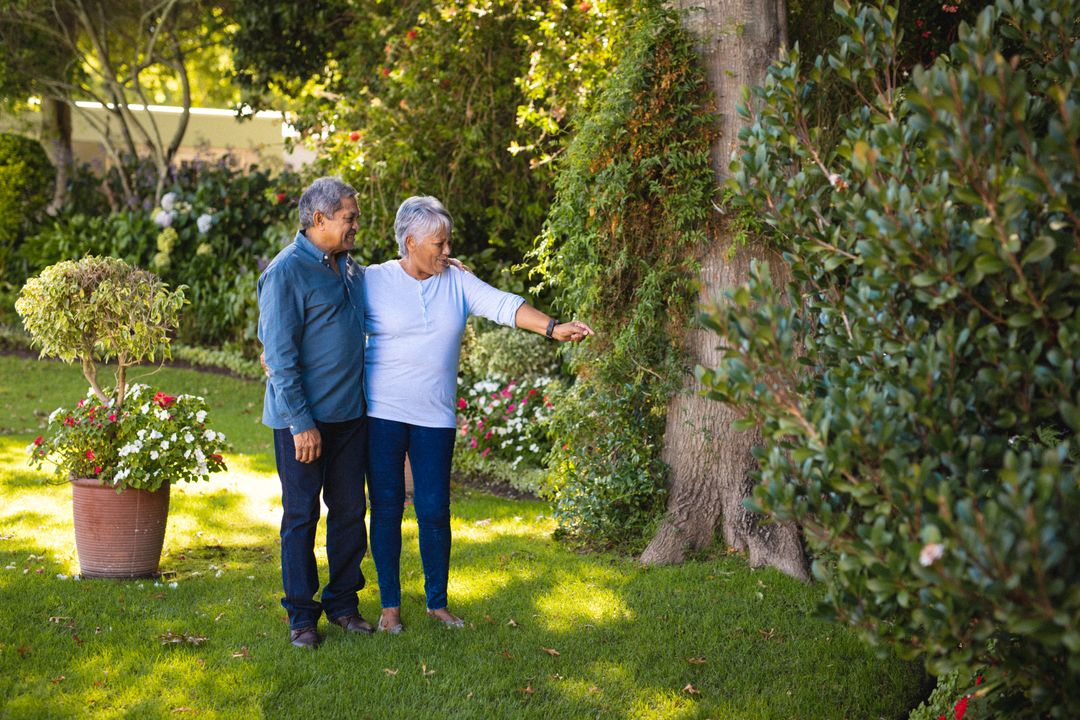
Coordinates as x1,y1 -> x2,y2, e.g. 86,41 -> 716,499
447,257 -> 473,274
293,428 -> 322,464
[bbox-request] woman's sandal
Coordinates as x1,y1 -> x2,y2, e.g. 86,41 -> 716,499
427,610 -> 465,628
377,616 -> 404,634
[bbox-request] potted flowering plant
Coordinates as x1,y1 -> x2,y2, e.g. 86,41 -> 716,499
16,255 -> 229,577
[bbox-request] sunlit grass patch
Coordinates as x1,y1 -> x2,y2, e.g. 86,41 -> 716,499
0,356 -> 928,719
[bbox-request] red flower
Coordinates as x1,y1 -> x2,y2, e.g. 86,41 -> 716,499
457,397 -> 467,409
484,431 -> 492,440
579,1 -> 591,10
916,18 -> 924,28
276,192 -> 287,202
94,466 -> 101,475
527,389 -> 537,396
348,131 -> 360,142
86,449 -> 95,460
381,66 -> 390,77
209,453 -> 223,463
975,676 -> 983,686
33,435 -> 43,446
107,414 -> 117,422
405,29 -> 417,41
153,392 -> 176,408
954,695 -> 969,720
77,399 -> 85,408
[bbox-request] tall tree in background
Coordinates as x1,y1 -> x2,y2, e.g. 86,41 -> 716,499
640,0 -> 809,579
0,0 -> 223,207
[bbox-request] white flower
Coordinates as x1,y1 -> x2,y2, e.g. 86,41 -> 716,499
203,429 -> 216,442
48,408 -> 62,423
194,448 -> 206,463
150,430 -> 163,440
196,213 -> 213,234
184,433 -> 195,444
195,410 -> 207,424
24,442 -> 35,455
160,192 -> 177,211
170,434 -> 177,442
828,173 -> 848,191
154,408 -> 170,421
149,450 -> 159,460
141,403 -> 150,414
160,440 -> 170,450
919,543 -> 945,567
154,210 -> 173,228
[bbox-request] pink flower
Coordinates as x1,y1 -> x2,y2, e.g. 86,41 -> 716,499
469,437 -> 477,449
86,449 -> 95,460
107,414 -> 117,422
457,397 -> 467,409
507,404 -> 516,413
33,435 -> 43,446
484,432 -> 492,440
94,466 -> 101,475
153,391 -> 176,408
481,447 -> 490,458
64,416 -> 75,426
77,399 -> 85,408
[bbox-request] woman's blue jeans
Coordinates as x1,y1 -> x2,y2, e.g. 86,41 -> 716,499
367,417 -> 456,611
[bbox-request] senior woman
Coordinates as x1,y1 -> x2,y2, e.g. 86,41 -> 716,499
364,196 -> 592,632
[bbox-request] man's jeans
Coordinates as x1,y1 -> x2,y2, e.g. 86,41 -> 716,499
273,417 -> 368,630
367,417 -> 456,611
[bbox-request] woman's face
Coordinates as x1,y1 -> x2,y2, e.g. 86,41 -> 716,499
408,229 -> 452,277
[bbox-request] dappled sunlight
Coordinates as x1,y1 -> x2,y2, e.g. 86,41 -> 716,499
531,569 -> 634,630
452,514 -> 554,543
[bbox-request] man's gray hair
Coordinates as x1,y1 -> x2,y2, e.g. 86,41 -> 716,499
394,196 -> 453,257
298,176 -> 357,230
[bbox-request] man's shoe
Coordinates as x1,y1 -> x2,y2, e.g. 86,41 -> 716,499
289,626 -> 322,648
331,614 -> 375,635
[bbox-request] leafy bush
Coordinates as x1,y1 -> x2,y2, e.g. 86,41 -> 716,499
459,321 -> 560,382
529,4 -> 716,549
0,133 -> 55,282
22,157 -> 302,357
702,0 -> 1080,715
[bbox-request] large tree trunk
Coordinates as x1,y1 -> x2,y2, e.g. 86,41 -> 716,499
40,97 -> 73,213
641,0 -> 809,580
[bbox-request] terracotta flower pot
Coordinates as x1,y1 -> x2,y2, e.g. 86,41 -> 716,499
71,477 -> 170,578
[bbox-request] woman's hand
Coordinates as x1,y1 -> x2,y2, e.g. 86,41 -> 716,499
552,320 -> 594,342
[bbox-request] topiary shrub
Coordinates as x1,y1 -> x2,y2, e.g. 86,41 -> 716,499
701,0 -> 1079,716
0,133 -> 55,282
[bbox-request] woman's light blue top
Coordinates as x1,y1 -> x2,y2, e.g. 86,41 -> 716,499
363,261 -> 525,428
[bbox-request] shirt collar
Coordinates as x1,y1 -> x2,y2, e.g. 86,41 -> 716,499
293,230 -> 336,266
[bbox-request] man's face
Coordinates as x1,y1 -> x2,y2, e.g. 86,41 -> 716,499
408,229 -> 451,277
312,196 -> 359,255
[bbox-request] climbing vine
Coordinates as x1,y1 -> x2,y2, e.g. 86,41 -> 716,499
530,3 -> 718,549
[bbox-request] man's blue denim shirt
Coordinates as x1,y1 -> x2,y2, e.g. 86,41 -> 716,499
258,231 -> 365,434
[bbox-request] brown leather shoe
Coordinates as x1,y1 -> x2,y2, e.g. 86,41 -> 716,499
331,614 -> 375,635
289,626 -> 322,648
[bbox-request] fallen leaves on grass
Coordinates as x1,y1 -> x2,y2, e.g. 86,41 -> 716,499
541,647 -> 560,656
231,647 -> 250,659
171,708 -> 195,714
519,683 -> 535,695
16,645 -> 31,658
160,631 -> 207,647
687,656 -> 707,665
474,518 -> 492,527
421,662 -> 435,677
507,618 -> 518,628
500,650 -> 513,660
383,668 -> 398,676
50,676 -> 65,684
48,616 -> 75,629
682,683 -> 700,695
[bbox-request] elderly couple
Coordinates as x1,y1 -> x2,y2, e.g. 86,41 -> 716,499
257,176 -> 592,648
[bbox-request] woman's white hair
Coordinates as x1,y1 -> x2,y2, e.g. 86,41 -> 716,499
394,196 -> 453,257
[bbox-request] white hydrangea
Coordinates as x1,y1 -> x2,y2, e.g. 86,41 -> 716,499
160,192 -> 177,211
196,213 -> 213,234
154,210 -> 173,228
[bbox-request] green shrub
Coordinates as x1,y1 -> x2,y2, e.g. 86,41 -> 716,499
529,3 -> 716,550
459,321 -> 560,381
0,133 -> 55,282
702,0 -> 1080,715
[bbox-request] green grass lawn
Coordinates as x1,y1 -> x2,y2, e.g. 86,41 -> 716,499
0,355 -> 926,719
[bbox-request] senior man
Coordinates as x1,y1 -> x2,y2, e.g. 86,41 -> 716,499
258,176 -> 374,648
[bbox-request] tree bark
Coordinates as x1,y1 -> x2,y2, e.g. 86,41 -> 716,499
641,0 -> 809,581
40,97 -> 73,213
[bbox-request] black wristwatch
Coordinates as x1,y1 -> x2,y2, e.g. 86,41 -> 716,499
545,318 -> 558,339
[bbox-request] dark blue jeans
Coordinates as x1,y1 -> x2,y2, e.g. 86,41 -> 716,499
273,417 -> 368,630
367,417 -> 456,611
